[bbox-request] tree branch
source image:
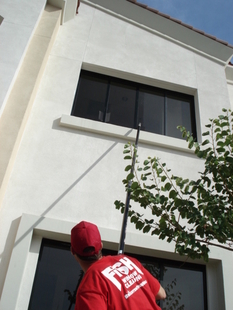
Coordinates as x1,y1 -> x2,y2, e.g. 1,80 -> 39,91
195,238 -> 233,252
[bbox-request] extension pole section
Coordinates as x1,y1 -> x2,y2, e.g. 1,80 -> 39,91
118,123 -> 141,255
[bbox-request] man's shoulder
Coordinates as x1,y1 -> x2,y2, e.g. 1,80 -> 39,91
100,254 -> 140,265
86,256 -> 115,273
86,255 -> 142,276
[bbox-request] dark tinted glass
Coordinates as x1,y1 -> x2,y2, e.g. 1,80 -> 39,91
166,93 -> 195,139
138,87 -> 164,135
28,239 -> 83,310
140,257 -> 207,310
162,265 -> 205,310
107,80 -> 136,128
72,71 -> 108,121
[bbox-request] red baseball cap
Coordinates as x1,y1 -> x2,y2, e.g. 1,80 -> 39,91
71,221 -> 102,257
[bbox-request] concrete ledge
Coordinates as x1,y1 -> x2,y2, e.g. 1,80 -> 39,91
60,114 -> 193,153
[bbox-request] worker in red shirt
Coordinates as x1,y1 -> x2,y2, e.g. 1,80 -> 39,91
71,221 -> 166,310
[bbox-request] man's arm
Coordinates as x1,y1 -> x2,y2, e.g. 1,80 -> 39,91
156,285 -> 166,300
140,263 -> 166,301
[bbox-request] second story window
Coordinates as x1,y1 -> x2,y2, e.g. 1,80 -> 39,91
71,70 -> 197,140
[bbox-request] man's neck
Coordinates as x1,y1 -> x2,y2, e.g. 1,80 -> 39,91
81,256 -> 102,273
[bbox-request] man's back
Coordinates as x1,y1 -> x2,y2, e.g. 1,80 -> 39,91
76,255 -> 162,310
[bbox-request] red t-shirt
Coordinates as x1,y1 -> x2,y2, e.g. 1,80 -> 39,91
75,255 -> 161,310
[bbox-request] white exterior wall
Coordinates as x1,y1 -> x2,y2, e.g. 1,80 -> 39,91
0,0 -> 46,113
0,1 -> 233,309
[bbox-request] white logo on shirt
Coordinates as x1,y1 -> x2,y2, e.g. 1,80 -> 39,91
101,257 -> 144,292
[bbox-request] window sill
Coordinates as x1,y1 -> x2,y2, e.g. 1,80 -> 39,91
59,115 -> 193,153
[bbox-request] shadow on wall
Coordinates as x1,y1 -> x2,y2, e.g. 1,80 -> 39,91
0,121 -> 134,298
0,217 -> 21,297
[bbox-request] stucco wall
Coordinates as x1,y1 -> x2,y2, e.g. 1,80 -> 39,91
0,2 -> 232,309
1,2 -> 230,224
0,0 -> 46,114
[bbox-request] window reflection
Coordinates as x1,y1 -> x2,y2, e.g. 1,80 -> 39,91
28,240 -> 83,310
138,88 -> 164,135
166,94 -> 194,139
136,257 -> 207,310
162,266 -> 205,310
72,73 -> 108,122
107,81 -> 136,128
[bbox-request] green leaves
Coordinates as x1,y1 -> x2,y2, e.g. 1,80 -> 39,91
169,190 -> 177,199
115,109 -> 233,262
164,182 -> 172,191
126,173 -> 134,181
202,139 -> 210,146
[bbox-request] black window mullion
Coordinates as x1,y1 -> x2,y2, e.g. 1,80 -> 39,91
103,78 -> 111,123
164,91 -> 167,136
190,99 -> 197,140
134,87 -> 140,129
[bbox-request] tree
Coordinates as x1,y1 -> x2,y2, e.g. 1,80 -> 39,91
115,109 -> 233,262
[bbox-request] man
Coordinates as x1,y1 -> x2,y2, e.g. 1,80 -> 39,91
71,221 -> 166,310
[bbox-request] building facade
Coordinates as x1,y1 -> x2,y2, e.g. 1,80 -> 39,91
0,0 -> 233,309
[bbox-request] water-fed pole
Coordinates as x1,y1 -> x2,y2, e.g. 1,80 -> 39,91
118,123 -> 141,255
